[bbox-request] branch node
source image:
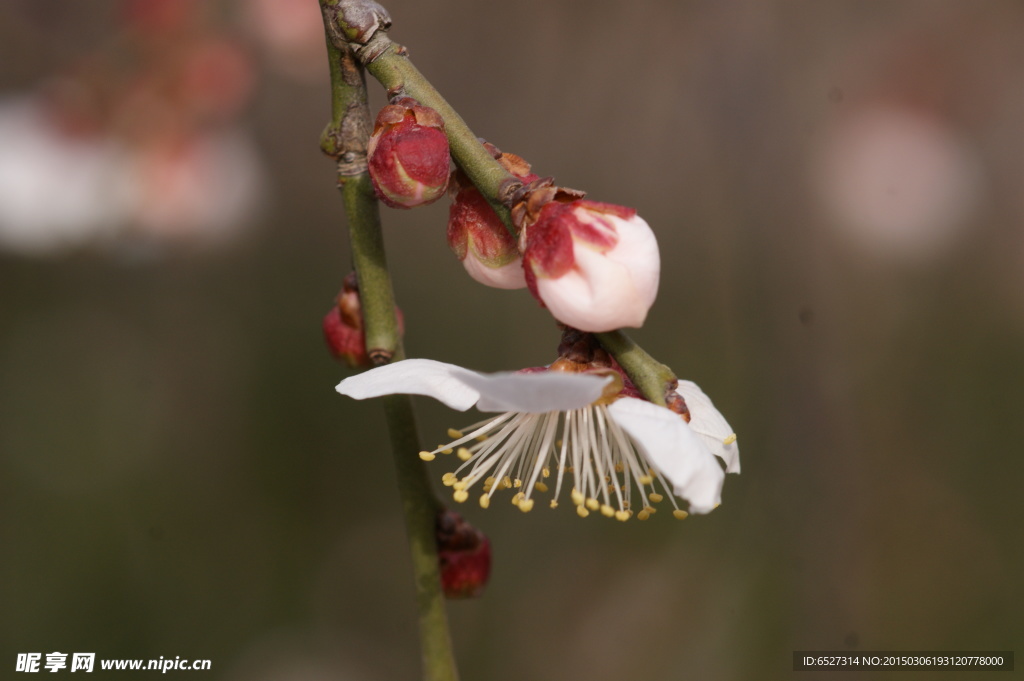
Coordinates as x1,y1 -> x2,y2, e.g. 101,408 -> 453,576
497,177 -> 524,208
369,348 -> 395,365
322,0 -> 391,45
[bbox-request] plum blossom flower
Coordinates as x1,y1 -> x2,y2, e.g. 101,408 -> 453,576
336,359 -> 738,519
514,186 -> 660,332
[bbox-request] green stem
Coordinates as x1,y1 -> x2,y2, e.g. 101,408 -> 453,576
341,173 -> 400,361
596,330 -> 677,406
319,16 -> 459,681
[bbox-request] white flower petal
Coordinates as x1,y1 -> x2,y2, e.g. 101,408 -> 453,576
608,397 -> 724,513
460,370 -> 610,413
675,380 -> 740,474
336,359 -> 483,411
336,358 -> 612,414
462,254 -> 527,289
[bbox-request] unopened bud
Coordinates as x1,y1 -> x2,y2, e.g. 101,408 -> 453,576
517,192 -> 660,332
322,273 -> 403,368
367,97 -> 449,209
436,508 -> 491,599
446,151 -> 537,289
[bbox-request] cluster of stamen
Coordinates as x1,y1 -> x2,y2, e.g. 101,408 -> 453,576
419,405 -> 690,521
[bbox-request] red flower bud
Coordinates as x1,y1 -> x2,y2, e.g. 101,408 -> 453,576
436,508 -> 491,599
447,150 -> 538,289
322,273 -> 403,368
367,97 -> 450,209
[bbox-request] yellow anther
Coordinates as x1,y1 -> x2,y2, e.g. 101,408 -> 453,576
447,428 -> 464,439
542,467 -> 550,478
535,482 -> 549,493
648,492 -> 664,503
418,451 -> 436,462
440,447 -> 454,455
604,475 -> 611,483
637,510 -> 650,521
484,476 -> 496,486
614,463 -> 624,473
512,492 -> 525,504
556,439 -> 563,448
549,500 -> 558,509
638,475 -> 653,486
457,447 -> 472,461
576,505 -> 590,518
501,476 -> 512,489
614,510 -> 630,522
453,490 -> 469,503
519,499 -> 534,513
673,509 -> 689,520
723,433 -> 737,445
453,480 -> 467,491
475,434 -> 488,442
644,506 -> 657,514
600,504 -> 615,518
513,478 -> 522,488
585,498 -> 600,512
479,495 -> 490,509
565,466 -> 574,473
570,489 -> 584,506
441,473 -> 456,486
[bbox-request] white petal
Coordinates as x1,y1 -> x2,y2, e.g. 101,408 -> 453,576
336,359 -> 483,411
336,358 -> 611,414
675,380 -> 740,474
608,397 -> 724,513
461,370 -> 610,413
462,254 -> 527,289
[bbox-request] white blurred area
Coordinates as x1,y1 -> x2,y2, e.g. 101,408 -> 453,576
0,96 -> 264,256
812,105 -> 986,261
0,0 -> 286,259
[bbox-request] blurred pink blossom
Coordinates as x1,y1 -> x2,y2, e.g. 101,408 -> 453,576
813,105 -> 985,260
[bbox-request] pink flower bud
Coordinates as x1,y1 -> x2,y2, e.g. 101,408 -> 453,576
520,198 -> 660,332
367,97 -> 450,209
447,151 -> 537,289
436,509 -> 491,599
322,274 -> 404,368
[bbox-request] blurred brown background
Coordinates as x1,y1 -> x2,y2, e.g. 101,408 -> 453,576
1,1 -> 1021,679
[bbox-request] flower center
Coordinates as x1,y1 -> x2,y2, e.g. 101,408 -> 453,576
419,404 -> 690,521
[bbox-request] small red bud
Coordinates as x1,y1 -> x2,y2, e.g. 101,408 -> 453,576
322,274 -> 403,368
436,509 -> 491,599
446,151 -> 538,289
367,97 -> 450,209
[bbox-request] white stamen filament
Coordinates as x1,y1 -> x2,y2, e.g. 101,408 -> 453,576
424,403 -> 685,520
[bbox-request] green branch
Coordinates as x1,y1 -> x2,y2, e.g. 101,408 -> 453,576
595,330 -> 677,406
319,16 -> 459,681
